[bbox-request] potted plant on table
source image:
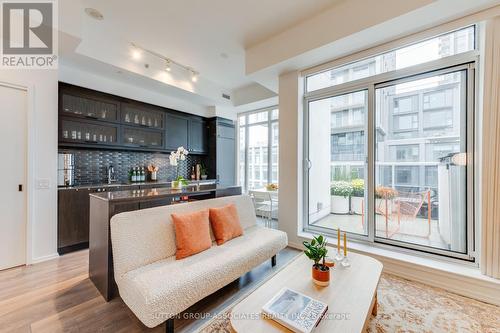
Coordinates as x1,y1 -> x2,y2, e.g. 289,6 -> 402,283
169,146 -> 189,189
303,235 -> 331,287
350,178 -> 365,215
330,181 -> 353,214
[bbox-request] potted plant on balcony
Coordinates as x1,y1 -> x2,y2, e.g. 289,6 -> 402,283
351,178 -> 365,215
375,186 -> 398,215
330,181 -> 352,214
303,235 -> 330,287
169,146 -> 189,189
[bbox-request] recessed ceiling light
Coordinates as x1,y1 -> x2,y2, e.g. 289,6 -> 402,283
84,8 -> 104,20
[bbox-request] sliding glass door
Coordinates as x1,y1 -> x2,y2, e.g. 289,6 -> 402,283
304,26 -> 476,260
307,91 -> 368,236
374,69 -> 468,254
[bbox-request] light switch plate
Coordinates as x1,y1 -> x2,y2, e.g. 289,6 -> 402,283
37,179 -> 50,189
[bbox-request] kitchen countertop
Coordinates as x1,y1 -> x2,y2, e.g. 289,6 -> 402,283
58,179 -> 217,190
89,184 -> 241,203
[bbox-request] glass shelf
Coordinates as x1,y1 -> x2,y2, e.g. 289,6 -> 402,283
60,119 -> 118,145
62,94 -> 118,122
121,103 -> 164,129
122,127 -> 163,148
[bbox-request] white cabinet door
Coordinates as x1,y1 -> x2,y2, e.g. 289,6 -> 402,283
0,84 -> 27,270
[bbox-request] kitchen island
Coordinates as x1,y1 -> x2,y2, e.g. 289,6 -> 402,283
89,184 -> 242,301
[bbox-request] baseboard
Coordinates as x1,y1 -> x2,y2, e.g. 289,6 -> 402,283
287,241 -> 500,306
31,252 -> 59,265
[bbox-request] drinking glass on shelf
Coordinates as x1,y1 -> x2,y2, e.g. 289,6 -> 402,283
103,135 -> 107,142
92,133 -> 97,141
85,132 -> 90,140
77,131 -> 82,140
101,105 -> 107,119
63,130 -> 69,139
134,114 -> 139,124
148,118 -> 152,127
141,116 -> 146,125
109,135 -> 113,142
74,98 -> 81,115
71,130 -> 77,139
154,118 -> 158,127
99,134 -> 103,142
125,113 -> 130,122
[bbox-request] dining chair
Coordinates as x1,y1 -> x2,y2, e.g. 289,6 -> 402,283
249,191 -> 278,228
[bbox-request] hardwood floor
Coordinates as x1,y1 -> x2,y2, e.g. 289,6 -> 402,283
0,247 -> 300,333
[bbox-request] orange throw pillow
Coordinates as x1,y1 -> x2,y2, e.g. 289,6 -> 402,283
209,204 -> 244,245
171,209 -> 212,259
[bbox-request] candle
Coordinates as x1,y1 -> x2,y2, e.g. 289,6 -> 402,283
337,228 -> 341,252
343,232 -> 347,257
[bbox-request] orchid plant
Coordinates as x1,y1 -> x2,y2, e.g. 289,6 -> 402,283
169,146 -> 189,185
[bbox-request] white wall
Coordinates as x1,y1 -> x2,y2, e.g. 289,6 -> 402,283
278,71 -> 303,247
0,69 -> 58,263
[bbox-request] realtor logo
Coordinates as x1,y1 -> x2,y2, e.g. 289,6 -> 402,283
1,1 -> 57,68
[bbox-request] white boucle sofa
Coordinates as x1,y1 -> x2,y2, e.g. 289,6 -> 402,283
110,194 -> 288,331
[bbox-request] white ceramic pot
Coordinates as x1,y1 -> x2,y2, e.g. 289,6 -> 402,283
330,195 -> 349,214
351,196 -> 364,215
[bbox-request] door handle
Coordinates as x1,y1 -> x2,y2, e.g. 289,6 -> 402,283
18,184 -> 23,192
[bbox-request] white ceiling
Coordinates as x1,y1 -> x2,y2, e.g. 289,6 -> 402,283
59,0 -> 341,108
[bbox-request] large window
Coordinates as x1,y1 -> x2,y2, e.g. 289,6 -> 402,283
304,26 -> 476,260
238,108 -> 279,192
306,26 -> 475,92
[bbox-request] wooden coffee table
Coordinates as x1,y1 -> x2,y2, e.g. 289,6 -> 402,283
230,249 -> 382,333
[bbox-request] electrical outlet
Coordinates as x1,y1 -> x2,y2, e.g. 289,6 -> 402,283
37,179 -> 50,189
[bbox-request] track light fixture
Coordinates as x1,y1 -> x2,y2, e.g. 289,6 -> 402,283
190,70 -> 198,82
130,42 -> 199,82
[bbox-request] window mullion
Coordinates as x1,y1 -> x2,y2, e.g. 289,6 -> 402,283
367,85 -> 376,242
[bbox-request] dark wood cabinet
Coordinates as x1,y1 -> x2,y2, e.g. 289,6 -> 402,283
59,118 -> 120,146
208,117 -> 236,187
58,188 -> 90,253
60,90 -> 119,124
58,83 -> 210,155
121,102 -> 164,130
165,113 -> 189,150
189,118 -> 208,153
122,126 -> 164,149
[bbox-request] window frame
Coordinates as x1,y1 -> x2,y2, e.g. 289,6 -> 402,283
237,106 -> 279,193
303,27 -> 478,262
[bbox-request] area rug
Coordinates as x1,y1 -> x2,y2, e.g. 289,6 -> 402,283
197,273 -> 500,333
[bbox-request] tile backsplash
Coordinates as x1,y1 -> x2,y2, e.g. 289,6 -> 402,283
60,149 -> 208,185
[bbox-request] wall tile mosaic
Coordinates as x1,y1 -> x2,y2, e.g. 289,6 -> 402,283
60,149 -> 209,185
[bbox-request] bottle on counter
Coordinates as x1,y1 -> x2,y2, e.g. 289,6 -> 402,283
131,167 -> 137,182
140,167 -> 145,182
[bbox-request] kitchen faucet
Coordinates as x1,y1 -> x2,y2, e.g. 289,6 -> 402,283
107,165 -> 117,184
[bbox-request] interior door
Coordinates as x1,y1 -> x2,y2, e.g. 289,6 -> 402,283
0,84 -> 27,270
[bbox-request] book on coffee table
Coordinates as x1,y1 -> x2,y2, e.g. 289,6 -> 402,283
262,288 -> 328,333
